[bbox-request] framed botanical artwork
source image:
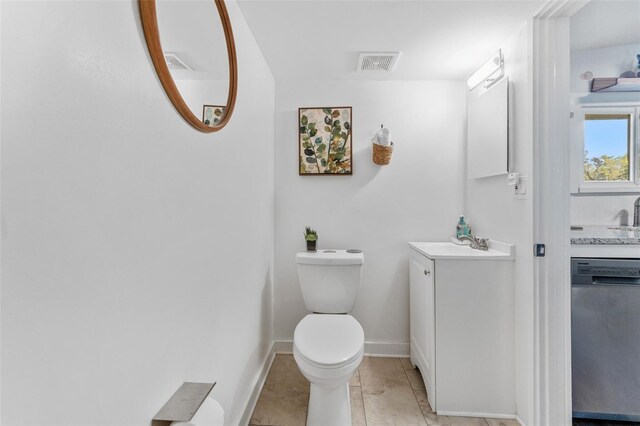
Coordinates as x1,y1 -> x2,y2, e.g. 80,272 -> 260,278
299,107 -> 352,175
203,105 -> 226,127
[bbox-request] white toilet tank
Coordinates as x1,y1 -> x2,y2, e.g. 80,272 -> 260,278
296,249 -> 364,314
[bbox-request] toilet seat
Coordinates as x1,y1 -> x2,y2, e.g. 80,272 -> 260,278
294,314 -> 364,368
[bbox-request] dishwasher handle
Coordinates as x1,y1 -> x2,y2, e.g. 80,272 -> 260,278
592,276 -> 640,286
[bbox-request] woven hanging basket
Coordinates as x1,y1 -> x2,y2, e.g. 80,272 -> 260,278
372,141 -> 394,165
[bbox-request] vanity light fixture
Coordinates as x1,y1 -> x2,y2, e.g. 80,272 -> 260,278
467,49 -> 504,91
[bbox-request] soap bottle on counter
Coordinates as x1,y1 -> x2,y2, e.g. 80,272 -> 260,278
456,216 -> 466,238
456,216 -> 472,238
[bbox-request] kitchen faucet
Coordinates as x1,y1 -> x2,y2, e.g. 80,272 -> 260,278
634,196 -> 640,227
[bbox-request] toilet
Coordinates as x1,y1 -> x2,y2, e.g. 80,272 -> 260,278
293,249 -> 365,426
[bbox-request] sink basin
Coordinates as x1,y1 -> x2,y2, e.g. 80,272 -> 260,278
607,226 -> 640,231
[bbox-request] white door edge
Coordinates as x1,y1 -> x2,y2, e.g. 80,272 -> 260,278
531,1 -> 589,425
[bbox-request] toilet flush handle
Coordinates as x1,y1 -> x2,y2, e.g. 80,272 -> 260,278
424,269 -> 431,276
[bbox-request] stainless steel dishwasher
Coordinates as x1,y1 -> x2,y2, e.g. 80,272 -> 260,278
572,257 -> 640,422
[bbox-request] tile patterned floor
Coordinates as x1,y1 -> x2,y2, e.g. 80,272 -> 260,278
250,354 -> 521,426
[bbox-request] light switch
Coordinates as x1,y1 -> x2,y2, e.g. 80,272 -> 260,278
514,176 -> 527,199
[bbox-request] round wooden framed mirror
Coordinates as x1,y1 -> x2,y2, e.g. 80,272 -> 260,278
139,0 -> 237,132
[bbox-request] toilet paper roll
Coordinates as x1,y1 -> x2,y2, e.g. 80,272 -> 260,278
376,128 -> 390,146
171,396 -> 224,426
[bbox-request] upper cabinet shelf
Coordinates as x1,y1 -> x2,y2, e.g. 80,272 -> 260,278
591,77 -> 640,92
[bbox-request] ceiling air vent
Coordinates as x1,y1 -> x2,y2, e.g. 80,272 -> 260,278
357,52 -> 400,72
164,53 -> 193,71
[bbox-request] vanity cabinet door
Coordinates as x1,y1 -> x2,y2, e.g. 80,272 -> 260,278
409,251 -> 436,409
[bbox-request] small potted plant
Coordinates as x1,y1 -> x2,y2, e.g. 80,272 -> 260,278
304,226 -> 318,252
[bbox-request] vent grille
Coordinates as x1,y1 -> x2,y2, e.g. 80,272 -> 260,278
357,52 -> 400,72
164,53 -> 192,71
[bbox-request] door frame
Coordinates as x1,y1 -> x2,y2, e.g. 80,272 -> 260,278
531,1 -> 588,424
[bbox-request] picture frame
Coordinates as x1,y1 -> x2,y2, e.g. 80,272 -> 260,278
298,107 -> 352,175
202,105 -> 227,127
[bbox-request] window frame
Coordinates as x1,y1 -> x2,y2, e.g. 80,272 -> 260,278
575,105 -> 640,193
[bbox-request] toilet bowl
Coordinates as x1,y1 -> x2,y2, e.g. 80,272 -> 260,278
294,314 -> 364,426
294,249 -> 365,425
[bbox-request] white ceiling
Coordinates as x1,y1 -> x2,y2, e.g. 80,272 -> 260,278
236,0 -> 547,81
570,0 -> 640,52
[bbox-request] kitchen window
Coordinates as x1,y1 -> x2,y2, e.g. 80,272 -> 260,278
575,106 -> 640,193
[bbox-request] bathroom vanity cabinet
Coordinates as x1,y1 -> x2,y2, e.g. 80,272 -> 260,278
408,242 -> 515,418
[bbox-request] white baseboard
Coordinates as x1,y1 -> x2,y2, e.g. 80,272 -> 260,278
274,340 -> 409,357
364,341 -> 410,357
236,342 -> 276,426
438,411 -> 518,420
274,339 -> 294,354
515,414 -> 526,426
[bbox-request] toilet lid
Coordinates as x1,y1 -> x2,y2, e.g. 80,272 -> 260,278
294,314 -> 364,367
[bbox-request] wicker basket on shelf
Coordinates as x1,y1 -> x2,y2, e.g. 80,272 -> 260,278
372,141 -> 394,165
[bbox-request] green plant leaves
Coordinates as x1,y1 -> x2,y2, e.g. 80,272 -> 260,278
301,115 -> 308,125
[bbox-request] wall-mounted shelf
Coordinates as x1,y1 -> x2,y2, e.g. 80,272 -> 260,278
591,77 -> 640,92
152,382 -> 216,426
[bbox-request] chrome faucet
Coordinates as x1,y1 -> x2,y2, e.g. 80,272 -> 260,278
458,234 -> 489,251
634,196 -> 640,227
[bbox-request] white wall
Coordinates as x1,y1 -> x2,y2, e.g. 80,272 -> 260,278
571,195 -> 639,225
273,80 -> 466,354
464,25 -> 535,425
1,1 -> 274,424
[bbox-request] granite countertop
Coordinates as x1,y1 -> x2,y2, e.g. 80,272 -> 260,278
571,225 -> 640,245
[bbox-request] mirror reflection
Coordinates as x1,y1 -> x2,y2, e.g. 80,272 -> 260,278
570,0 -> 640,96
569,1 -> 640,193
156,0 -> 229,126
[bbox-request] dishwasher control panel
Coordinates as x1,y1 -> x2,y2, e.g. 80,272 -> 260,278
572,258 -> 640,285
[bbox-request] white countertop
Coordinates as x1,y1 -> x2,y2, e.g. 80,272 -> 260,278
409,240 -> 515,260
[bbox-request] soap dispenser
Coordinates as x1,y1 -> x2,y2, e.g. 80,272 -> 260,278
456,216 -> 465,238
456,215 -> 471,238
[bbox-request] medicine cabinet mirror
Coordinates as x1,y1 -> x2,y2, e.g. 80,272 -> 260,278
139,0 -> 237,132
568,0 -> 640,193
467,77 -> 510,179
